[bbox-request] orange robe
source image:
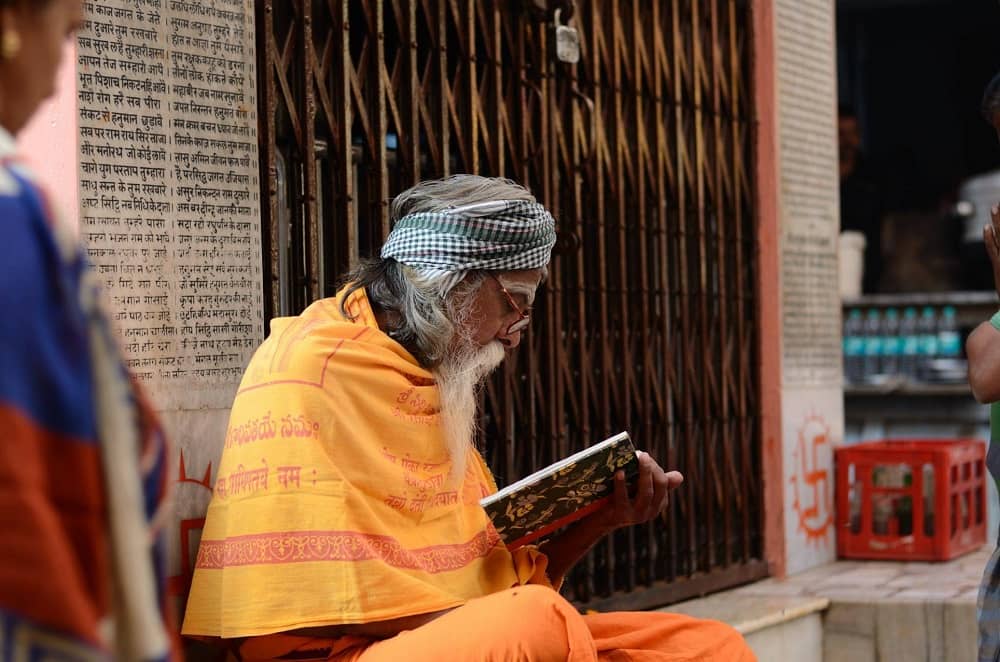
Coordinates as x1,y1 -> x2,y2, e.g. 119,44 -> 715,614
182,287 -> 755,661
237,586 -> 755,662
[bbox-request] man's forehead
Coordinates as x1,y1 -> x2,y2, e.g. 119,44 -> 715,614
496,269 -> 545,300
497,268 -> 544,287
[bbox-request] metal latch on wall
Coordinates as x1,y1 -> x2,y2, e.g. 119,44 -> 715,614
554,8 -> 580,64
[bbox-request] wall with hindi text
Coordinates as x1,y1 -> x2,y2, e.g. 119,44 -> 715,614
74,0 -> 264,616
773,0 -> 844,575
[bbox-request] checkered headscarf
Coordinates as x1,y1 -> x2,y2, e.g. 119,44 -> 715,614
380,199 -> 557,293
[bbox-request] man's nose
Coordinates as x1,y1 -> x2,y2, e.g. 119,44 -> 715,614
497,328 -> 522,349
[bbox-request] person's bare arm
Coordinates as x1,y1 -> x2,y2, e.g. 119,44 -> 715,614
968,322 -> 1000,403
287,608 -> 455,640
539,451 -> 683,585
969,204 -> 1000,404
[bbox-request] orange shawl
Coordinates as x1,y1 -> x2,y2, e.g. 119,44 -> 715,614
183,288 -> 549,638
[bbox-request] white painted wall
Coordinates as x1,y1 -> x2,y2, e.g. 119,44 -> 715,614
774,0 -> 844,575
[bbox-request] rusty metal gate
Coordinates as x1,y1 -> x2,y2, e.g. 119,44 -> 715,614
255,0 -> 765,610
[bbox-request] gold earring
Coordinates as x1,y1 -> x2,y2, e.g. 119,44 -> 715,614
1,30 -> 21,60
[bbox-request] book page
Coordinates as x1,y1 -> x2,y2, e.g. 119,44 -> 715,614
482,431 -> 632,504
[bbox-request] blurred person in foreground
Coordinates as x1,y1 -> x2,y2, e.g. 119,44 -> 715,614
182,174 -> 756,661
0,1 -> 175,659
965,70 -> 1000,662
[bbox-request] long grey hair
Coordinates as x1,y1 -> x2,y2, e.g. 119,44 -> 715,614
339,174 -> 536,368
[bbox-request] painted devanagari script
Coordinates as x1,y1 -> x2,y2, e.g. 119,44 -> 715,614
77,0 -> 262,409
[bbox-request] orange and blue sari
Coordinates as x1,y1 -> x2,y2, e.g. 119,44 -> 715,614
0,127 -> 175,660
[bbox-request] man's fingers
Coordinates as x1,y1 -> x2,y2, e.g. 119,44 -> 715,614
991,205 -> 1000,247
649,474 -> 670,518
985,226 -> 1000,261
665,471 -> 684,489
612,470 -> 629,514
632,458 -> 655,516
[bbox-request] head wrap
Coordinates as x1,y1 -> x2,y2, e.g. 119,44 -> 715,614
380,199 -> 557,293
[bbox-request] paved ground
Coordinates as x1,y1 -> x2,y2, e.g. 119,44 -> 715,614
733,544 -> 991,603
662,545 -> 993,661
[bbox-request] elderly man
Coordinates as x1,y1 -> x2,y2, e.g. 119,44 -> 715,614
183,175 -> 755,661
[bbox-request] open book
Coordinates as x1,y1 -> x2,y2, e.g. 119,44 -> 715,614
480,431 -> 638,550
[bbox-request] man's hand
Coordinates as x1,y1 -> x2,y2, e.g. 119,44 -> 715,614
538,451 -> 684,583
589,451 -> 684,533
982,203 -> 1000,297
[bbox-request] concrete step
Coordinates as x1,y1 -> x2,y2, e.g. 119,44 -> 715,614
731,548 -> 988,661
822,599 -> 976,662
660,593 -> 829,662
675,548 -> 990,661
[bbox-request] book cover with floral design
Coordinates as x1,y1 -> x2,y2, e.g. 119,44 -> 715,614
480,432 -> 638,549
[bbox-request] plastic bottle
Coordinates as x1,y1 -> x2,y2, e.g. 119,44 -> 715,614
862,309 -> 882,382
917,306 -> 939,382
843,309 -> 865,384
899,307 -> 920,381
881,308 -> 901,378
937,305 -> 961,359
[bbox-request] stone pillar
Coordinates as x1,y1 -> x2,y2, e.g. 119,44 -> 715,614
69,0 -> 264,615
756,0 -> 844,576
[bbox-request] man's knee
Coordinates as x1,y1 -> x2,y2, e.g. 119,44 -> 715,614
504,583 -> 574,611
502,583 -> 581,627
485,585 -> 590,661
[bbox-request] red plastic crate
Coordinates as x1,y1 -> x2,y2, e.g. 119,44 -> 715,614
835,439 -> 986,561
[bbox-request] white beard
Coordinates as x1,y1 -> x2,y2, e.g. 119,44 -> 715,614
434,339 -> 506,481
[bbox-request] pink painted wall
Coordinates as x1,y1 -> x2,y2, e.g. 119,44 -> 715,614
753,0 -> 786,579
17,41 -> 79,230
